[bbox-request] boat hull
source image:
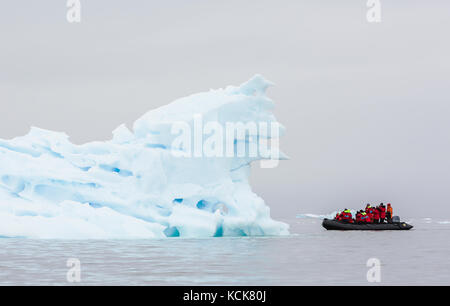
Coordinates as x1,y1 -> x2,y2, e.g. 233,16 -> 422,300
322,219 -> 413,231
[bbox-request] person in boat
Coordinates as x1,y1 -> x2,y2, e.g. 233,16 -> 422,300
365,204 -> 375,222
386,203 -> 393,223
356,210 -> 370,224
378,203 -> 386,223
355,210 -> 362,223
373,206 -> 380,224
340,209 -> 354,223
360,211 -> 371,223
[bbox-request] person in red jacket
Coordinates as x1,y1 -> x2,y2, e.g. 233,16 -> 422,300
340,209 -> 354,223
372,206 -> 380,224
355,210 -> 362,224
365,204 -> 375,222
378,203 -> 386,223
360,211 -> 371,223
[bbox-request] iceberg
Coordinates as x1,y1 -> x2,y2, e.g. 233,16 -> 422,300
0,75 -> 289,238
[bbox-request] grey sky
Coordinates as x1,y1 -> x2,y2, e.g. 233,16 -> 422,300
1,1 -> 449,218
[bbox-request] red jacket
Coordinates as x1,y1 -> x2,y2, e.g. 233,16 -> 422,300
366,207 -> 374,218
379,206 -> 386,219
373,208 -> 380,219
340,211 -> 353,223
360,213 -> 371,223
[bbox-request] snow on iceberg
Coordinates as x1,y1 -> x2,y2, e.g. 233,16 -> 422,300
0,75 -> 289,238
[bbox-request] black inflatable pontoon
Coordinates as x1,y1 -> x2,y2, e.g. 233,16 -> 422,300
322,218 -> 413,231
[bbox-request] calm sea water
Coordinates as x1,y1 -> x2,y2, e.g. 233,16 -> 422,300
1,217 -> 449,285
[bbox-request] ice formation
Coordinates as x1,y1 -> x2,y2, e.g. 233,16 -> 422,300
0,75 -> 289,238
296,210 -> 357,220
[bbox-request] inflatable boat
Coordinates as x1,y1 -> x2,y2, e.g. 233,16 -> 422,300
322,217 -> 413,231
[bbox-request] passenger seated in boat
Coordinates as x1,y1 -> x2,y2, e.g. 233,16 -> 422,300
338,209 -> 354,223
356,210 -> 371,224
365,204 -> 375,221
361,212 -> 371,223
355,210 -> 362,223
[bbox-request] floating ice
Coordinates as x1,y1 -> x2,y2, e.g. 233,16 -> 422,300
0,75 -> 289,238
296,210 -> 357,220
296,213 -> 337,220
437,221 -> 450,224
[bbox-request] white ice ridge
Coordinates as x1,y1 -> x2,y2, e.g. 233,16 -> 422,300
0,75 -> 289,238
296,210 -> 357,220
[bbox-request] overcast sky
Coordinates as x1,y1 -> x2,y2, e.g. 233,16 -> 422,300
1,1 -> 449,218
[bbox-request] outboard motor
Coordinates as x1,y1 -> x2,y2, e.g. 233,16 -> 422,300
392,216 -> 401,224
392,216 -> 413,229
